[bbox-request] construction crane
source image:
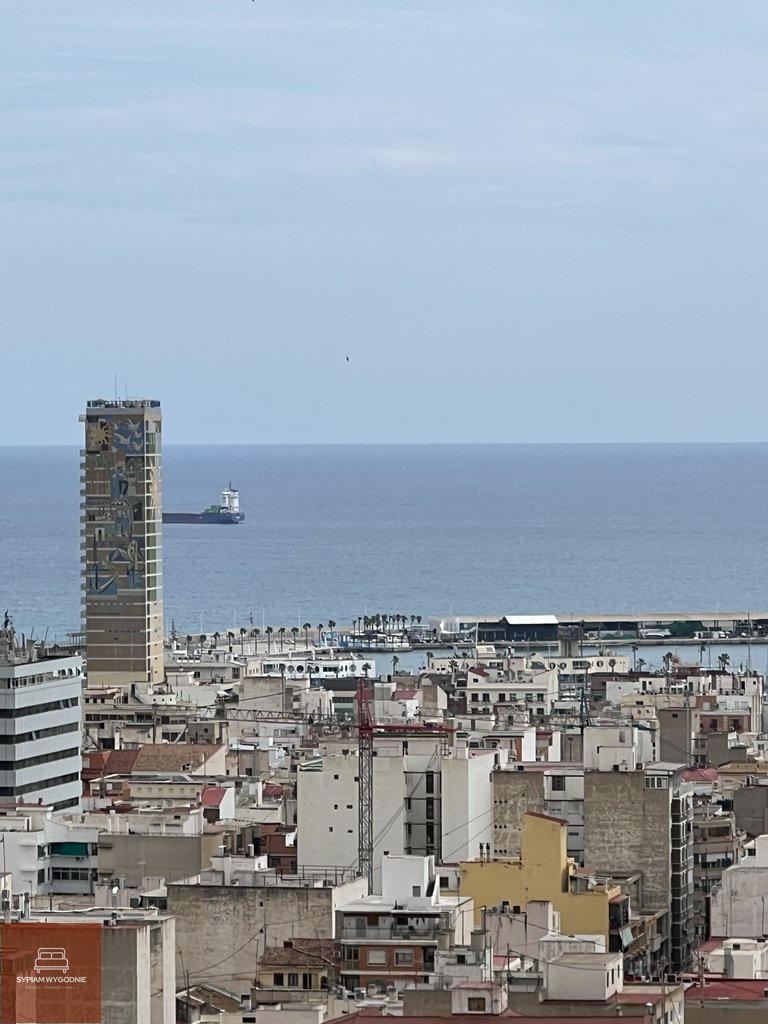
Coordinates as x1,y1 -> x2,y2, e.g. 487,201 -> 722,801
355,680 -> 453,892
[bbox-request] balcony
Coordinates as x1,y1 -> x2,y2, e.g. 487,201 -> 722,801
339,922 -> 440,942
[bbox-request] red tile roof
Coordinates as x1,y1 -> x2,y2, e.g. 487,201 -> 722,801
683,767 -> 718,782
201,787 -> 227,807
104,749 -> 141,775
686,979 -> 768,1001
523,810 -> 569,827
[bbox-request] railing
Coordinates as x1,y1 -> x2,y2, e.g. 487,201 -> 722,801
339,923 -> 439,942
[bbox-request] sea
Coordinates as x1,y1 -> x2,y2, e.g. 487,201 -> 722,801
1,443 -> 768,672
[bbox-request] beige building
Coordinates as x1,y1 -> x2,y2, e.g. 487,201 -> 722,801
168,855 -> 367,998
81,398 -> 164,688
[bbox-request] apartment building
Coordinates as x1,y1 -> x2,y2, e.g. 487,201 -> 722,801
0,618 -> 82,810
711,833 -> 768,938
296,737 -> 494,890
336,854 -> 473,995
583,761 -> 694,974
692,803 -> 742,940
460,812 -> 621,951
169,854 -> 366,999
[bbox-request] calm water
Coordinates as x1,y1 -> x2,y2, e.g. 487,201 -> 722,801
1,444 -> 767,642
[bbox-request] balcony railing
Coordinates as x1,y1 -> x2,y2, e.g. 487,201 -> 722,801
339,923 -> 440,942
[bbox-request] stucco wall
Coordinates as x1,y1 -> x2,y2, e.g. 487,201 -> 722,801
583,772 -> 671,909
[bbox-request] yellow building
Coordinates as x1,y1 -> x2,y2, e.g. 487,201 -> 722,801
459,811 -> 621,945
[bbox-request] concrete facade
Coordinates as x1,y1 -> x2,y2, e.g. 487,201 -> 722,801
297,741 -> 492,891
168,869 -> 367,998
583,763 -> 694,973
711,834 -> 768,938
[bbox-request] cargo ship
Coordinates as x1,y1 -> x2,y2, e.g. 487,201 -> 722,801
162,485 -> 245,525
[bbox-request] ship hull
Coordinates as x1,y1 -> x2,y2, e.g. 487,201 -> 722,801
162,512 -> 245,525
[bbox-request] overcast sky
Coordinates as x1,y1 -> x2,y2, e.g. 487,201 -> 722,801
2,1 -> 768,444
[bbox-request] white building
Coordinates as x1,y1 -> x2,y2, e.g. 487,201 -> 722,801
0,804 -> 99,896
297,739 -> 494,891
0,620 -> 82,810
711,833 -> 768,938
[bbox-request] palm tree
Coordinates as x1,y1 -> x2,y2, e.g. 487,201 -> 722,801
608,658 -> 616,675
212,631 -> 220,650
362,662 -> 372,678
637,657 -> 646,674
250,628 -> 260,652
718,653 -> 731,673
303,622 -> 311,649
392,654 -> 400,676
185,634 -> 192,653
277,626 -> 286,651
317,623 -> 324,645
265,626 -> 273,653
290,626 -> 299,648
199,634 -> 207,653
239,627 -> 246,653
227,630 -> 235,651
416,615 -> 422,627
631,643 -> 638,672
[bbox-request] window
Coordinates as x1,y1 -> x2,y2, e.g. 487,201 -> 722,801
425,772 -> 434,795
367,949 -> 387,966
550,775 -> 566,791
467,997 -> 487,1012
471,694 -> 479,703
412,886 -> 421,898
288,973 -> 299,987
645,776 -> 669,789
273,973 -> 284,986
395,950 -> 414,965
302,973 -> 312,989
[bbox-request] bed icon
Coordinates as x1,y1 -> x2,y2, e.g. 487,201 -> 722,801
34,947 -> 69,973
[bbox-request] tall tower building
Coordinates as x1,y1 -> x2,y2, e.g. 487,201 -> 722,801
81,399 -> 164,687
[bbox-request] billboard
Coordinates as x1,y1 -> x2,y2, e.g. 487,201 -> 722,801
0,922 -> 101,1024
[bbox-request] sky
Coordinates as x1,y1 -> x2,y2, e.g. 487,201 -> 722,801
2,1 -> 768,444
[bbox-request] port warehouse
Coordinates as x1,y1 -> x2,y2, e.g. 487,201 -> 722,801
441,612 -> 768,644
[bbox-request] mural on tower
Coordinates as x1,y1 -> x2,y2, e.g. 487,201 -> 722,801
84,414 -> 154,601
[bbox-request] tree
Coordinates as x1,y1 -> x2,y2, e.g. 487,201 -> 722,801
265,626 -> 273,653
718,652 -> 731,673
637,657 -> 646,674
362,662 -> 372,677
328,620 -> 337,643
303,622 -> 311,649
416,615 -> 422,626
631,643 -> 638,672
291,626 -> 299,648
239,627 -> 246,653
227,630 -> 235,651
392,654 -> 400,676
212,632 -> 220,650
278,626 -> 286,651
199,634 -> 207,653
608,658 -> 616,675
317,623 -> 324,645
